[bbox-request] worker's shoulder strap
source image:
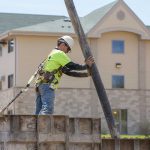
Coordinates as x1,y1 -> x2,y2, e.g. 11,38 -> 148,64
52,66 -> 62,74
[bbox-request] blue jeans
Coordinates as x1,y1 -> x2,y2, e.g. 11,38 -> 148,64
35,83 -> 55,115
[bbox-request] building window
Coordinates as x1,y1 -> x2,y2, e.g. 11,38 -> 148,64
8,39 -> 14,53
112,109 -> 127,134
7,110 -> 13,115
112,75 -> 124,88
8,74 -> 13,88
112,40 -> 124,53
0,81 -> 2,90
0,44 -> 2,56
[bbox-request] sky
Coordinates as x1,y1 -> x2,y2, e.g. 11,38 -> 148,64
0,0 -> 150,25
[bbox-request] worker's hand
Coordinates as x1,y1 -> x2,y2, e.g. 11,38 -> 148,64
85,56 -> 94,67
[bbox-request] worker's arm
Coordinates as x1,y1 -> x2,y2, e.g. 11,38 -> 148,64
63,70 -> 89,77
61,65 -> 90,77
65,62 -> 87,70
61,56 -> 94,77
64,56 -> 94,71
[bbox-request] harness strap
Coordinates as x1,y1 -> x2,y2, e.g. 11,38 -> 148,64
41,66 -> 62,83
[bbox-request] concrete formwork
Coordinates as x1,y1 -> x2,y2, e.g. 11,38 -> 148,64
0,115 -> 101,150
101,139 -> 150,150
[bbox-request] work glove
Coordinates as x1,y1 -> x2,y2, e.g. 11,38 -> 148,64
85,56 -> 94,67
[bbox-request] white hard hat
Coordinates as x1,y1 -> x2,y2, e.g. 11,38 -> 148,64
58,35 -> 74,50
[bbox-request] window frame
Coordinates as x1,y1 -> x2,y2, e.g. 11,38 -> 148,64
8,74 -> 14,88
0,44 -> 2,56
112,40 -> 124,54
112,109 -> 128,134
112,75 -> 124,88
0,80 -> 2,90
8,39 -> 14,53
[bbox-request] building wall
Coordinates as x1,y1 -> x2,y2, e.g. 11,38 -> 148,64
16,35 -> 90,88
145,41 -> 150,89
90,2 -> 149,38
0,41 -> 15,90
0,88 -> 149,134
0,31 -> 149,135
97,31 -> 139,89
105,5 -> 145,33
0,12 -> 148,91
146,91 -> 150,122
15,31 -> 149,90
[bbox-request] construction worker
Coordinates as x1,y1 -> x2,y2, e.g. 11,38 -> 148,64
35,35 -> 94,115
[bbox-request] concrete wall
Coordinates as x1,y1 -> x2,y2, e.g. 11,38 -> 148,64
0,115 -> 101,150
102,139 -> 150,150
0,115 -> 149,150
0,88 -> 14,112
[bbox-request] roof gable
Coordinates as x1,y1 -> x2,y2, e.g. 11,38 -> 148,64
81,1 -> 117,33
88,0 -> 150,39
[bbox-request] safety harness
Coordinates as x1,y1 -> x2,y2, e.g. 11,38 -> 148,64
35,66 -> 62,89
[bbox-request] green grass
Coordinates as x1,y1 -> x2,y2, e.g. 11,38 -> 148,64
101,134 -> 150,139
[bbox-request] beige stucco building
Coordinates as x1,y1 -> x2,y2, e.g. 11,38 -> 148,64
0,0 -> 150,135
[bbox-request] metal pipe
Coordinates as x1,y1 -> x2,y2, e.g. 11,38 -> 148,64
64,0 -> 119,138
